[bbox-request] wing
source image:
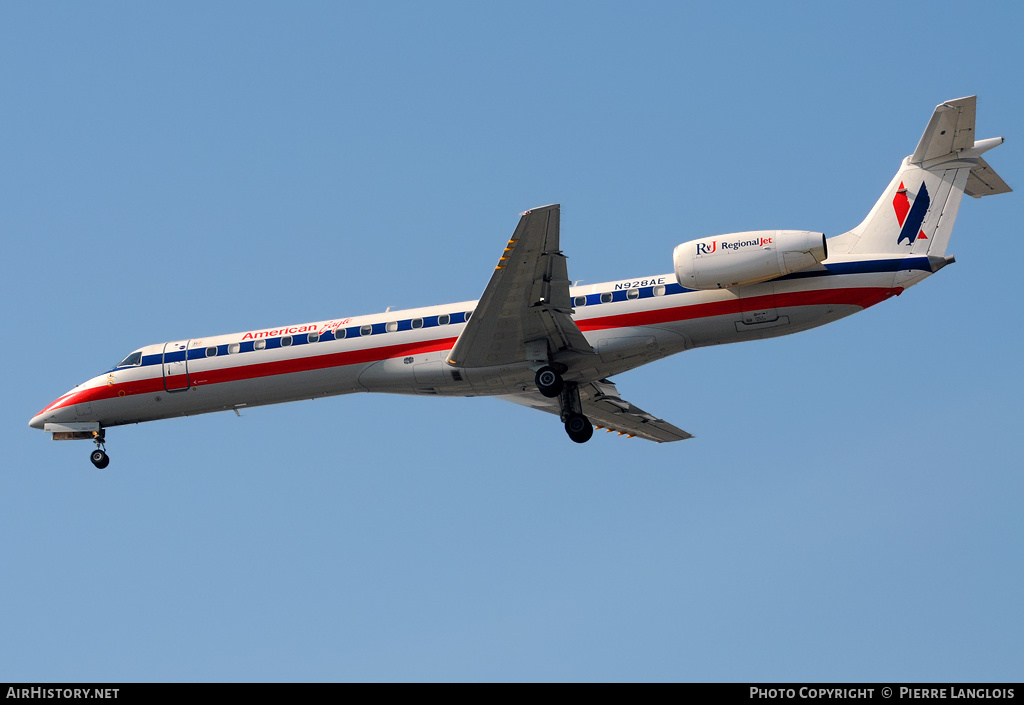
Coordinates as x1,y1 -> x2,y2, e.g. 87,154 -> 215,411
498,379 -> 693,443
447,204 -> 595,367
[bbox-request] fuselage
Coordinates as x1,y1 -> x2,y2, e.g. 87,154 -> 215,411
28,253 -> 934,432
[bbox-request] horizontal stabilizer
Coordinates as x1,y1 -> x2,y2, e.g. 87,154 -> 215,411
965,157 -> 1012,198
911,96 -> 976,164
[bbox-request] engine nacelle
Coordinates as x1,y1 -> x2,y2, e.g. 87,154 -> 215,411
673,230 -> 827,290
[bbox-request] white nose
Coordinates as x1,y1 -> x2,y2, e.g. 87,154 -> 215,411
29,389 -> 81,430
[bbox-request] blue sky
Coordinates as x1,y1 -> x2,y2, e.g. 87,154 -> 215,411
2,1 -> 1021,682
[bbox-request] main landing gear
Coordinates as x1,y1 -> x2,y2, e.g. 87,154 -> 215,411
90,430 -> 109,469
535,366 -> 564,398
539,370 -> 593,444
564,411 -> 594,444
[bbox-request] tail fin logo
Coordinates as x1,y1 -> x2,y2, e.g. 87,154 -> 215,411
893,181 -> 930,245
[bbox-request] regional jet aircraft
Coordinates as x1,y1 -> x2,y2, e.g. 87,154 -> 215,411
30,96 -> 1010,467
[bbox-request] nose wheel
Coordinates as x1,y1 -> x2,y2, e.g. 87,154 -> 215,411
89,430 -> 109,468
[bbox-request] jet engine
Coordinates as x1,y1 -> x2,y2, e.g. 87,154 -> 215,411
673,230 -> 827,290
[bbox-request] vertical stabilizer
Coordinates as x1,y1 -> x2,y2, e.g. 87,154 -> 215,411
838,96 -> 1009,258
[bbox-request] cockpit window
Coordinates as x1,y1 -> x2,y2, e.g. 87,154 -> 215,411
117,351 -> 143,367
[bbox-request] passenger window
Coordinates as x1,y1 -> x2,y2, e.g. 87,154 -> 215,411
206,346 -> 218,357
627,288 -> 639,300
600,293 -> 612,304
254,339 -> 267,350
386,321 -> 398,333
117,351 -> 142,367
228,343 -> 240,354
360,325 -> 372,336
334,328 -> 346,340
411,318 -> 423,329
438,314 -> 450,325
281,336 -> 292,347
574,296 -> 587,307
308,332 -> 319,344
465,310 -> 474,321
653,285 -> 666,297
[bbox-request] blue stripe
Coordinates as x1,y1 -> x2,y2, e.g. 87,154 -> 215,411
777,257 -> 932,281
112,257 -> 925,372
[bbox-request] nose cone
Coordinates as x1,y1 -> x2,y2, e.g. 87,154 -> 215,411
30,387 -> 82,430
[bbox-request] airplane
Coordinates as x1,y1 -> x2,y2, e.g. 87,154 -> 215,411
30,96 -> 1010,468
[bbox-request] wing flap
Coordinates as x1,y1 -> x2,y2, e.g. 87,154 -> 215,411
498,379 -> 693,443
581,379 -> 693,443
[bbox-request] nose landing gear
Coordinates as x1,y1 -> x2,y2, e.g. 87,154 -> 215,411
89,430 -> 109,469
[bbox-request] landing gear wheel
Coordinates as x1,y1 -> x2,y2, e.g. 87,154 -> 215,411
90,449 -> 110,469
564,413 -> 594,444
535,366 -> 564,398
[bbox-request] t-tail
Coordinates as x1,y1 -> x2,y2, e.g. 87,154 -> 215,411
829,96 -> 1010,267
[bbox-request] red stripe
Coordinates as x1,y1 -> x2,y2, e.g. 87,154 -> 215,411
35,391 -> 78,417
69,337 -> 461,406
577,287 -> 900,331
189,336 -> 459,386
